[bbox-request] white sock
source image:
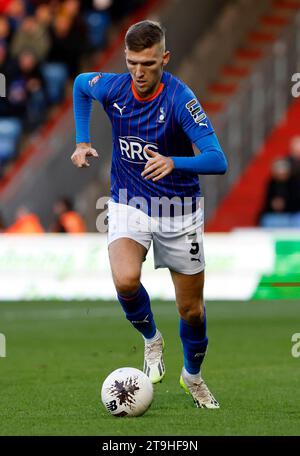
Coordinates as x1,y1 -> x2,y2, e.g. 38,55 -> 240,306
183,367 -> 201,381
144,329 -> 161,344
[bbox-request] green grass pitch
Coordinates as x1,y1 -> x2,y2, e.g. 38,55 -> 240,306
0,299 -> 299,436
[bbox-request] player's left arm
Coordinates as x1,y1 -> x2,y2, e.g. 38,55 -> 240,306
170,86 -> 228,175
142,86 -> 227,182
141,147 -> 175,182
141,132 -> 227,181
171,132 -> 228,174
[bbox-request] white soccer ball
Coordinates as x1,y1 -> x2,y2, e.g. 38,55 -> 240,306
101,367 -> 153,417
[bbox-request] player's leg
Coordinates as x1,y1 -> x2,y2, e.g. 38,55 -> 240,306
170,269 -> 207,373
109,237 -> 157,339
153,204 -> 219,406
170,269 -> 219,408
109,238 -> 165,383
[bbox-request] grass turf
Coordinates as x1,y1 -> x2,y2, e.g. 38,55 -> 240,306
0,299 -> 299,436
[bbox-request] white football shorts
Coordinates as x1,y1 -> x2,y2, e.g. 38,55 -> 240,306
107,200 -> 205,275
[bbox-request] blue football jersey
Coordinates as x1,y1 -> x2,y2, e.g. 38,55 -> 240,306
82,71 -> 214,216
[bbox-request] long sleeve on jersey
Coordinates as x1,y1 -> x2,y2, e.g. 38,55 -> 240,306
73,72 -> 117,143
73,73 -> 94,144
172,132 -> 228,175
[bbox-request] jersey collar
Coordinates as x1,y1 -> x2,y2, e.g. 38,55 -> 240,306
131,80 -> 164,102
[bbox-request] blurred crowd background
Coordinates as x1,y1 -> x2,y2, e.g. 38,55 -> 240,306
0,0 -> 300,233
0,195 -> 86,232
0,0 -> 146,232
258,136 -> 300,227
0,0 -> 145,170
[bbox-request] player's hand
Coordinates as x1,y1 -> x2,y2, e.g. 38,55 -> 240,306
141,147 -> 174,182
71,144 -> 99,168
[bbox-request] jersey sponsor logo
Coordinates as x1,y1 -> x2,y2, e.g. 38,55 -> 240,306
88,73 -> 102,87
118,136 -> 158,163
113,102 -> 126,115
185,98 -> 208,127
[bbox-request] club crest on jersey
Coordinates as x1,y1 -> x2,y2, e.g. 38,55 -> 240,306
88,73 -> 102,87
157,107 -> 166,123
118,136 -> 158,164
185,98 -> 208,127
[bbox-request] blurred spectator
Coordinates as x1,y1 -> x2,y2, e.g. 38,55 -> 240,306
34,3 -> 53,29
0,14 -> 12,45
81,0 -> 113,10
286,135 -> 300,213
0,0 -> 146,177
50,197 -> 86,233
10,15 -> 50,62
0,41 -> 13,116
6,206 -> 44,233
60,0 -> 80,19
0,211 -> 6,231
5,0 -> 26,31
7,48 -> 47,129
0,38 -> 9,72
259,159 -> 292,226
47,13 -> 85,77
81,0 -> 146,21
109,0 -> 147,20
80,0 -> 112,14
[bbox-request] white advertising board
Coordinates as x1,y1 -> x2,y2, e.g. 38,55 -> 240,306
0,232 -> 274,300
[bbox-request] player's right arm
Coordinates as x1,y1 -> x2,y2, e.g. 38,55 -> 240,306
71,142 -> 99,168
71,72 -> 115,168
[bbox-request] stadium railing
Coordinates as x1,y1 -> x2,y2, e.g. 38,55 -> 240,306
201,9 -> 300,219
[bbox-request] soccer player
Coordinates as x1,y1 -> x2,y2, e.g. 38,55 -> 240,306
72,20 -> 227,409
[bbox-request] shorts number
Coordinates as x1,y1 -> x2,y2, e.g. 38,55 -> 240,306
189,242 -> 200,255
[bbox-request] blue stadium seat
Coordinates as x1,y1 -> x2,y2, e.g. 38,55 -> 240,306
260,213 -> 292,228
41,62 -> 68,105
290,213 -> 300,227
84,11 -> 110,49
0,117 -> 22,165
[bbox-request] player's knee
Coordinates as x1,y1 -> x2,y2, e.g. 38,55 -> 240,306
114,273 -> 140,295
178,299 -> 205,324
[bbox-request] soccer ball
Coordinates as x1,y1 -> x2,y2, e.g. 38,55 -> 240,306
101,367 -> 153,417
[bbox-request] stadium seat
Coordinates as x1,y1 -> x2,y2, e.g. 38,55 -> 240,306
260,213 -> 292,228
41,62 -> 68,105
0,117 -> 22,165
84,11 -> 110,49
291,213 -> 300,227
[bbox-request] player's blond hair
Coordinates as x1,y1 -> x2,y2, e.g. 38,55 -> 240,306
125,20 -> 166,52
